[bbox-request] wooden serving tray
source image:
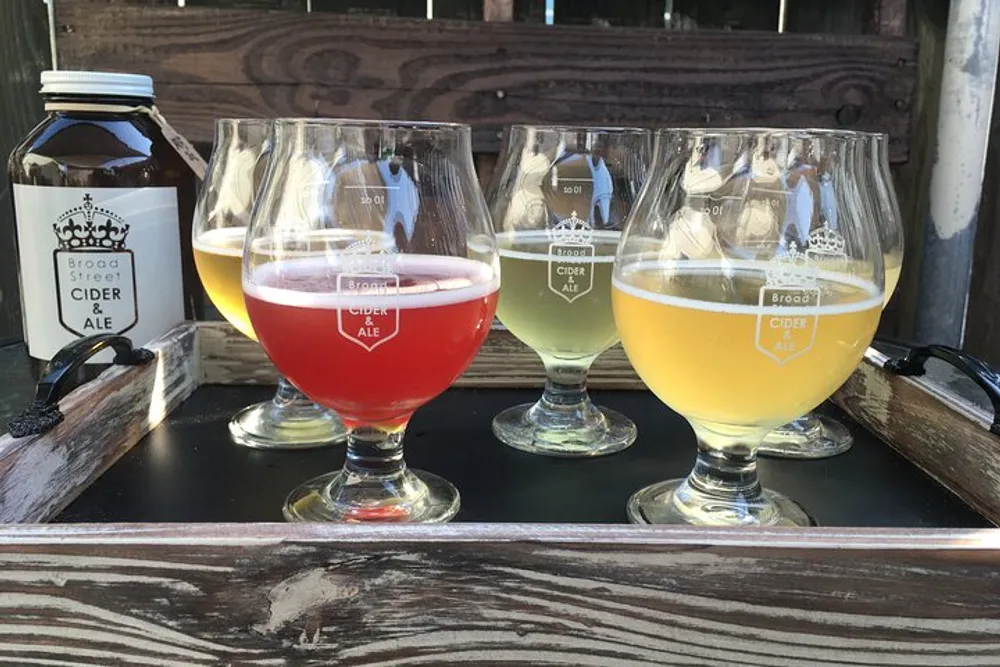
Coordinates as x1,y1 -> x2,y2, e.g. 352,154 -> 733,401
1,321 -> 999,666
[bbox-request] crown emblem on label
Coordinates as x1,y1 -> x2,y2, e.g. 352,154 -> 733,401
548,211 -> 594,245
53,194 -> 129,251
806,223 -> 846,257
343,235 -> 395,274
765,242 -> 814,287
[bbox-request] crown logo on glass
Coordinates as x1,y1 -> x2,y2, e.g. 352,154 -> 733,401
806,223 -> 846,257
765,242 -> 815,288
549,211 -> 594,246
343,234 -> 395,275
53,194 -> 129,251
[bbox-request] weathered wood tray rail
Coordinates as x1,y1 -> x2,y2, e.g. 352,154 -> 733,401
0,321 -> 998,664
832,346 -> 1000,526
0,524 -> 997,665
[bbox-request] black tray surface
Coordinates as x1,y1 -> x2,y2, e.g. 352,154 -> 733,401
57,385 -> 988,527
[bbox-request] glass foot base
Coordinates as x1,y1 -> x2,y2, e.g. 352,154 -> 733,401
758,413 -> 853,459
626,478 -> 815,527
229,400 -> 346,451
283,468 -> 460,523
492,403 -> 637,458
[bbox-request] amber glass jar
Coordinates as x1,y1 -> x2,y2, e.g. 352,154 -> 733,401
9,70 -> 202,377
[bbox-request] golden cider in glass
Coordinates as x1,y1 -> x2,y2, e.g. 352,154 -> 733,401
612,262 -> 882,429
883,251 -> 903,308
193,226 -> 256,340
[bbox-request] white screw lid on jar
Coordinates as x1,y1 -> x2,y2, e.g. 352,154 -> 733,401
39,70 -> 154,99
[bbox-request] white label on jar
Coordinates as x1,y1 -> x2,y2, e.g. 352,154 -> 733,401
13,185 -> 185,363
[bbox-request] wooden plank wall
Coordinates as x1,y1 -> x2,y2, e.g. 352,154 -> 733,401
483,0 -> 514,22
34,0 -> 922,341
879,0 -> 947,342
870,0 -> 909,36
52,0 -> 917,159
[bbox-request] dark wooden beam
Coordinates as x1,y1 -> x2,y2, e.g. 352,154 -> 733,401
184,0 -> 306,6
54,0 -> 917,160
479,0 -> 512,186
483,0 -> 513,22
869,0 -> 909,35
885,0 -> 948,341
0,0 -> 50,344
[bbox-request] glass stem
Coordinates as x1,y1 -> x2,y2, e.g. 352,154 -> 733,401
686,425 -> 766,502
540,362 -> 592,410
344,426 -> 406,478
528,360 -> 605,430
272,376 -> 308,407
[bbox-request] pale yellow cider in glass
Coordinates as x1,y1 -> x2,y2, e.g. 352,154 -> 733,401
612,262 -> 882,428
193,227 -> 256,340
883,251 -> 903,308
496,230 -> 619,362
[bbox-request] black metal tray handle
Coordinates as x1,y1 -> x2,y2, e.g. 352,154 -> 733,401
882,342 -> 1000,435
7,334 -> 154,438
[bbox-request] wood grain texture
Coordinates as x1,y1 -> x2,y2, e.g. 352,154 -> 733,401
53,0 -> 917,160
886,0 -> 948,341
0,0 -> 49,344
0,523 -> 999,665
871,0 -> 909,36
0,324 -> 199,523
183,0 -> 306,7
832,348 -> 1000,526
198,320 -> 645,388
483,0 -> 513,22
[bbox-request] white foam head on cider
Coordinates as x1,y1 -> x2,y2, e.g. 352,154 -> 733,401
612,259 -> 883,316
246,254 -> 499,310
497,229 -> 620,263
